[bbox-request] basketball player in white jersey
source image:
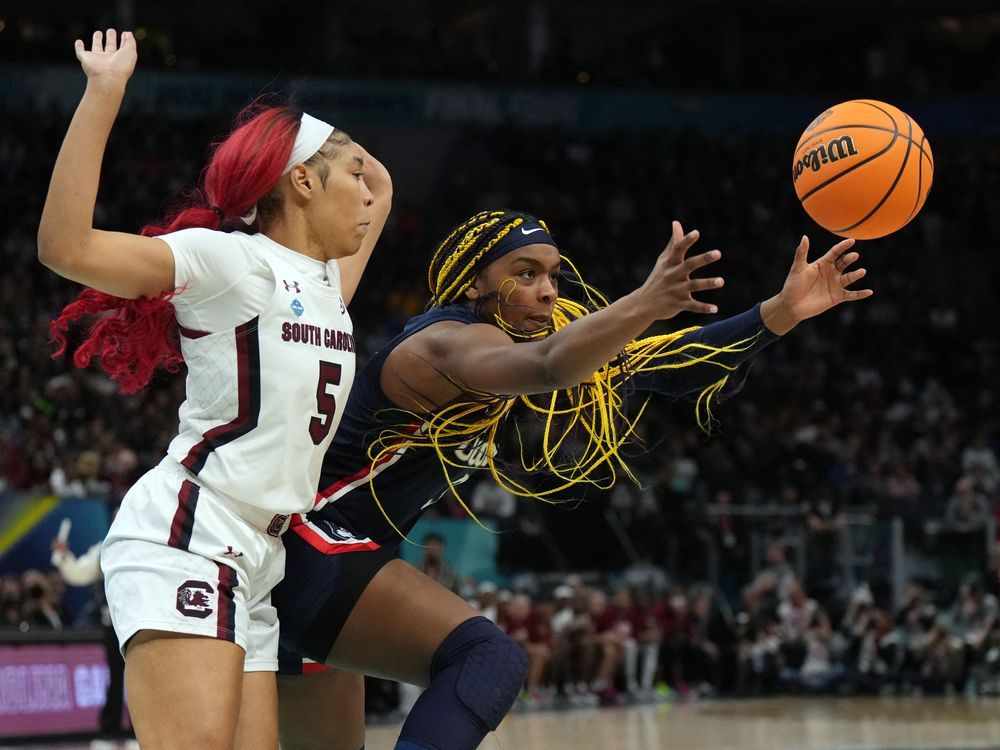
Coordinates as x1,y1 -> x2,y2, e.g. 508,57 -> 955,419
38,30 -> 391,749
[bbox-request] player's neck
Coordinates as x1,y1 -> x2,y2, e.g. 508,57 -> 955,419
263,213 -> 325,263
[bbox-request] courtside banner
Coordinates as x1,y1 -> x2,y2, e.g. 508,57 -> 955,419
0,641 -> 127,738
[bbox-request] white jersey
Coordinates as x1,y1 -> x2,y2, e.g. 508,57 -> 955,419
160,229 -> 356,521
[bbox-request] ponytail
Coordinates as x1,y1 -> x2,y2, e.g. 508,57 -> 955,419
51,104 -> 303,393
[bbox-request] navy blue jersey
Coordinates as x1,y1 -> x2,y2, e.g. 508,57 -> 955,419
286,302 -> 777,555
286,304 -> 485,553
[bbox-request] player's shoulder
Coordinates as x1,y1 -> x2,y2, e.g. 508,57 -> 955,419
160,227 -> 260,257
409,318 -> 511,358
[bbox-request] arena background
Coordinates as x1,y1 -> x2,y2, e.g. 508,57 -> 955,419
1,1 -> 1000,747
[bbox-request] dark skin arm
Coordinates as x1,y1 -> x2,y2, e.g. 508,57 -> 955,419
382,228 -> 870,413
381,220 -> 723,411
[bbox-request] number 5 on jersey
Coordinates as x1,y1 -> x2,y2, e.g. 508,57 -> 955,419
310,361 -> 342,445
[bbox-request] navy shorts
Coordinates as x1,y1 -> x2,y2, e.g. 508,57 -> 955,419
274,528 -> 396,675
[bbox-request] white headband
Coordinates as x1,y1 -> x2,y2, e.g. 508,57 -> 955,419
283,113 -> 336,174
241,113 -> 336,225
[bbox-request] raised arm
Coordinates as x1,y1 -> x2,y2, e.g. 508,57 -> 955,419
337,145 -> 392,305
36,29 -> 175,299
382,221 -> 724,409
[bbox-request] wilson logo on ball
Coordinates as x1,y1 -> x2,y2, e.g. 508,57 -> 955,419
793,136 -> 859,182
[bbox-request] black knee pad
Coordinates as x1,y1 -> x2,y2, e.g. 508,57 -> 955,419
432,616 -> 528,731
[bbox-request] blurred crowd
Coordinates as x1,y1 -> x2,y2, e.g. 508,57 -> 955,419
10,533 -> 1000,711
440,538 -> 1000,708
2,67 -> 1000,721
4,3 -> 998,98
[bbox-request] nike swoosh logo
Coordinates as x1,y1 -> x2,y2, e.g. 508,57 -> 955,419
521,227 -> 544,235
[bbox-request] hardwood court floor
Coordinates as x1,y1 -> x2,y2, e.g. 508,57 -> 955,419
9,697 -> 1000,750
366,696 -> 1000,750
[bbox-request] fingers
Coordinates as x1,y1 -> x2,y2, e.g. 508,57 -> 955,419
793,235 -> 810,267
672,274 -> 723,315
664,220 -> 700,261
685,298 -> 719,315
81,29 -> 130,54
681,244 -> 721,273
74,39 -> 85,60
821,237 -> 856,265
687,276 -> 725,292
841,268 -> 867,286
843,288 -> 874,302
834,251 -> 861,272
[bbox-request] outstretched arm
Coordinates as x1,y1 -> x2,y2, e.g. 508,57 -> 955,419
382,221 -> 725,409
624,303 -> 777,397
337,145 -> 392,306
628,235 -> 872,397
37,29 -> 174,299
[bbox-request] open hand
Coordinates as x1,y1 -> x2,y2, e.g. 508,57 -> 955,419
640,220 -> 724,320
762,236 -> 873,335
75,29 -> 136,84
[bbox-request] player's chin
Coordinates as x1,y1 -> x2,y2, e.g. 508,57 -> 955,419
340,234 -> 367,257
521,316 -> 554,333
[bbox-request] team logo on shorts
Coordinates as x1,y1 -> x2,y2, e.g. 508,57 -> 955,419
290,299 -> 305,317
176,580 -> 215,619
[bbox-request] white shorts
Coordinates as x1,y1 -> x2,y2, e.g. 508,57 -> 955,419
102,461 -> 287,671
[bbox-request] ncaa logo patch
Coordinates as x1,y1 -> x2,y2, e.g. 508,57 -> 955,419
339,297 -> 346,315
290,299 -> 305,317
176,579 -> 215,619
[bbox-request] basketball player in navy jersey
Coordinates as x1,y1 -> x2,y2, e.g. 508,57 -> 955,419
271,209 -> 870,750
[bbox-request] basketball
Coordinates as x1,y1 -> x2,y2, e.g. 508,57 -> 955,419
792,100 -> 934,240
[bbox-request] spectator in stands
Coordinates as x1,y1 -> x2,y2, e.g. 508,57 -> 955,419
417,532 -> 460,593
945,477 -> 992,532
18,568 -> 65,629
962,430 -> 1000,495
51,528 -> 136,750
0,574 -> 24,630
624,587 -> 663,700
585,589 -> 628,704
475,580 -> 499,622
550,586 -> 597,706
499,593 -> 552,707
950,573 -> 999,677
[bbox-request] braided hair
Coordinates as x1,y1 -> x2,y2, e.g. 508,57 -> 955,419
367,209 -> 760,538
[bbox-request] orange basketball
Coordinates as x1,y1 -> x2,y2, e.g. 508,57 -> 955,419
792,100 -> 934,240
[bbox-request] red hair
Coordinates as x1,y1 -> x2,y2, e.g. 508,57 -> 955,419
51,104 -> 302,393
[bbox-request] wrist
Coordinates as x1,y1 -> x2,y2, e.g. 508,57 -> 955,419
760,294 -> 799,336
619,288 -> 660,331
84,77 -> 128,100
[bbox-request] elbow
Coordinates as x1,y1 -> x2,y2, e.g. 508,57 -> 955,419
37,228 -> 87,276
539,358 -> 577,391
37,228 -> 70,271
36,229 -> 57,268
537,342 -> 581,391
377,179 -> 393,214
